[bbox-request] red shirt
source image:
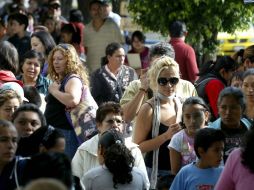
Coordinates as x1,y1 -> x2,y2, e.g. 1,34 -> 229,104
205,79 -> 225,118
170,38 -> 199,83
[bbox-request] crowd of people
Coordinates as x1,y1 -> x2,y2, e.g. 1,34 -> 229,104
0,0 -> 254,190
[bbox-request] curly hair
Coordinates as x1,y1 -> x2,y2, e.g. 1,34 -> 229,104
241,128 -> 254,173
99,129 -> 134,188
47,43 -> 89,85
0,89 -> 22,107
148,56 -> 180,92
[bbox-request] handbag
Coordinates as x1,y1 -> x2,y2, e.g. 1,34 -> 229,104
61,75 -> 98,144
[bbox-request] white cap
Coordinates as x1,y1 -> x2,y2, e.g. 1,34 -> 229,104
1,82 -> 29,102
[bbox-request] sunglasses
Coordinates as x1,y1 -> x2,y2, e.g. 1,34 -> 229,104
157,77 -> 179,86
105,118 -> 124,125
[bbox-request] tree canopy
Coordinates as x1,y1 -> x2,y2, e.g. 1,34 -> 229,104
128,0 -> 254,58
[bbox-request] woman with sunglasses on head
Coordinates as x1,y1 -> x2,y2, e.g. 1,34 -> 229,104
168,97 -> 210,175
195,56 -> 237,121
133,56 -> 182,189
44,43 -> 97,159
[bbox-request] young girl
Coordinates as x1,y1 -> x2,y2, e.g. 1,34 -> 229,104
168,97 -> 210,175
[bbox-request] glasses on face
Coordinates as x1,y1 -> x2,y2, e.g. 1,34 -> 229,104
157,77 -> 179,86
105,118 -> 124,125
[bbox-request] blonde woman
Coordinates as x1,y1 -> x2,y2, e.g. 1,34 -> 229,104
44,43 -> 97,159
133,56 -> 182,188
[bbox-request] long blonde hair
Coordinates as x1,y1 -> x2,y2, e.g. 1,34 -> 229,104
48,43 -> 89,85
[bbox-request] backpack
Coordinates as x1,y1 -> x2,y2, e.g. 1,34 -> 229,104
194,76 -> 217,120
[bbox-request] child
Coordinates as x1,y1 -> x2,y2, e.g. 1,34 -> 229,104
168,97 -> 210,174
230,71 -> 243,88
170,128 -> 225,190
7,13 -> 31,57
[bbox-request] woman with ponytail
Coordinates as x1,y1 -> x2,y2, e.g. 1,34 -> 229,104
82,129 -> 146,189
194,56 -> 237,121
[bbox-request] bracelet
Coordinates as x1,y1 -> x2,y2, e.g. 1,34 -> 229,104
139,88 -> 147,93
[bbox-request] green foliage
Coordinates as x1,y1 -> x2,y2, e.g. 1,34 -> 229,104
128,0 -> 254,55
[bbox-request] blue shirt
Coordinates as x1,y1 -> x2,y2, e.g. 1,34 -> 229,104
170,162 -> 223,190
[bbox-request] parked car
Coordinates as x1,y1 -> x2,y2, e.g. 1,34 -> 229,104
217,27 -> 254,56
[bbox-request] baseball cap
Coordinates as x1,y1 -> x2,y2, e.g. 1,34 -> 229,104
0,70 -> 23,87
1,82 -> 29,102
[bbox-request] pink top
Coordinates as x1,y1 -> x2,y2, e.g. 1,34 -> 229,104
215,148 -> 254,190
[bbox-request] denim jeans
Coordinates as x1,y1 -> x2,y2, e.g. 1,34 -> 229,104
57,128 -> 79,159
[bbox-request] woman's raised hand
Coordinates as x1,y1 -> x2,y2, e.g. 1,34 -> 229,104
165,123 -> 181,140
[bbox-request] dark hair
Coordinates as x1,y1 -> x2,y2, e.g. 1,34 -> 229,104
194,128 -> 225,159
230,71 -> 243,86
20,50 -> 45,72
181,96 -> 210,126
69,9 -> 83,22
198,56 -> 237,77
241,128 -> 254,173
41,126 -> 65,150
8,13 -> 29,30
31,31 -> 56,56
23,86 -> 42,107
217,86 -> 246,113
61,23 -> 81,44
23,152 -> 73,189
16,125 -> 64,156
96,101 -> 122,123
243,68 -> 254,81
89,0 -> 103,9
0,41 -> 19,74
101,42 -> 122,66
232,49 -> 244,66
99,129 -> 134,188
182,96 -> 209,112
149,42 -> 175,60
12,103 -> 47,127
131,30 -> 146,43
169,21 -> 187,38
